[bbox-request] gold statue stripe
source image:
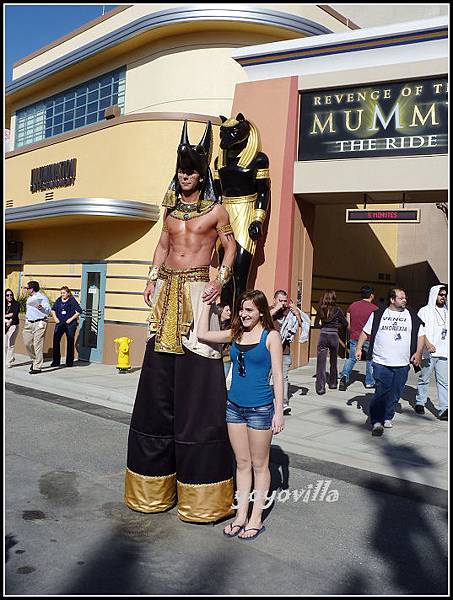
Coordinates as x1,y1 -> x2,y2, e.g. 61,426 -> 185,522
253,208 -> 267,223
124,468 -> 177,513
177,478 -> 235,523
255,168 -> 270,179
222,193 -> 258,205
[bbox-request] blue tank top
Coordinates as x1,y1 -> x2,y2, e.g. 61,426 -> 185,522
228,330 -> 274,408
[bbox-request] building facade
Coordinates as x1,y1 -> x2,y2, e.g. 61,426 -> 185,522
5,5 -> 448,367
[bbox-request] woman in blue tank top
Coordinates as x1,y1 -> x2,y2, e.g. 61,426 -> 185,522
198,290 -> 284,541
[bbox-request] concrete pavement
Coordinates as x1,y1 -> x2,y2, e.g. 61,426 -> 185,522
5,386 -> 448,595
5,353 -> 448,492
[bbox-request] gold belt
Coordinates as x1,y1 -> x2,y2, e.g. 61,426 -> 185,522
222,193 -> 257,205
149,265 -> 210,354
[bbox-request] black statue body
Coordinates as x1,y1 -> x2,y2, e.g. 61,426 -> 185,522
214,113 -> 270,308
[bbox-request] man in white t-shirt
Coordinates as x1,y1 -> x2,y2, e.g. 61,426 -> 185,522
414,285 -> 448,420
355,288 -> 425,436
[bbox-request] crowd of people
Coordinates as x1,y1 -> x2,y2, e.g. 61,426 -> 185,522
5,118 -> 448,542
5,278 -> 449,533
5,282 -> 81,374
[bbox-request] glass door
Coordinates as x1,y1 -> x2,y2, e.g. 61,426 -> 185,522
78,264 -> 107,362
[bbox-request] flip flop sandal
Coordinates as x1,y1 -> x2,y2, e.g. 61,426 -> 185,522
238,526 -> 266,541
223,523 -> 245,538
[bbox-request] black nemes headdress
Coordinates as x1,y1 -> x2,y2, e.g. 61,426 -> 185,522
162,120 -> 219,210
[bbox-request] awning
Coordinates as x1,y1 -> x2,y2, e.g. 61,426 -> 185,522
5,197 -> 160,229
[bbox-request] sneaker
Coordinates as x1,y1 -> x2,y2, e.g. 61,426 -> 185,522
371,422 -> 384,436
439,409 -> 448,421
283,405 -> 291,415
29,368 -> 42,374
338,378 -> 348,391
414,405 -> 425,415
365,384 -> 375,389
383,420 -> 393,428
50,362 -> 60,368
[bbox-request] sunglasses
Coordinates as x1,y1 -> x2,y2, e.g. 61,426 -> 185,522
6,293 -> 13,296
438,293 -> 447,297
237,351 -> 246,377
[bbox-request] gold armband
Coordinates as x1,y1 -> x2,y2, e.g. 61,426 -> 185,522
216,224 -> 234,235
216,265 -> 233,286
147,265 -> 160,284
255,168 -> 270,180
253,209 -> 267,224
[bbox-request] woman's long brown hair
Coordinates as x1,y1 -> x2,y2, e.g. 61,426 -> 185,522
318,289 -> 338,322
231,290 -> 275,342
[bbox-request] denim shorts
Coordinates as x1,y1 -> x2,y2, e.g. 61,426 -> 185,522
226,400 -> 275,430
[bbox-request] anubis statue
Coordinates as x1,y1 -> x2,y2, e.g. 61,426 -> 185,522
214,113 -> 270,310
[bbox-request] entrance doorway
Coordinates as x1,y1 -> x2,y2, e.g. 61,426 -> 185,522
78,264 -> 106,362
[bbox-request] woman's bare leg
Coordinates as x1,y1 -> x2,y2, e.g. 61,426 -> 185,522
224,423 -> 252,534
239,427 -> 272,538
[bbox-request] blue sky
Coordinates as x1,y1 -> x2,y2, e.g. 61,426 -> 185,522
5,4 -> 119,84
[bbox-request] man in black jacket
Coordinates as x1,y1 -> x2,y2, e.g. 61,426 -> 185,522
355,288 -> 425,436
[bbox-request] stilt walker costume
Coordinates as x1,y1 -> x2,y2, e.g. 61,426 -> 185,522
125,121 -> 235,523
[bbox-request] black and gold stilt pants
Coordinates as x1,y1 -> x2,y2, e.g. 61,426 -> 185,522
125,338 -> 234,523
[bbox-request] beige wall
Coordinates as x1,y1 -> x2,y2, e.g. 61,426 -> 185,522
396,202 -> 448,308
11,316 -> 149,366
294,155 -> 448,196
124,31 -> 281,117
14,221 -> 157,324
329,4 -> 449,28
13,4 -> 350,80
6,118 -> 218,208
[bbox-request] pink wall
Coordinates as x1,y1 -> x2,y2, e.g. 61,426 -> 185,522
230,76 -> 300,300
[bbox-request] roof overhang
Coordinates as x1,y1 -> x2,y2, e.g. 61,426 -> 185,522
6,5 -> 332,104
5,197 -> 160,230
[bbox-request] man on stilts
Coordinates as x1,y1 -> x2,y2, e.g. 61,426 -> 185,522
125,121 -> 236,523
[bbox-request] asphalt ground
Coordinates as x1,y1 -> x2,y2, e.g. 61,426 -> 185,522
5,384 -> 448,596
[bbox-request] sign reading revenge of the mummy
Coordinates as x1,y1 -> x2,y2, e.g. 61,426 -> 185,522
298,78 -> 448,160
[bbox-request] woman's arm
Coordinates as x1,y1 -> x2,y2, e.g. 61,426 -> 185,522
314,310 -> 321,328
267,330 -> 285,434
67,311 -> 81,325
197,301 -> 232,345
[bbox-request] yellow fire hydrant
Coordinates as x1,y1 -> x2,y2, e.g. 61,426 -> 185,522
114,337 -> 133,373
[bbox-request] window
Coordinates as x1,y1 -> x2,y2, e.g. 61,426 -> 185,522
14,67 -> 126,148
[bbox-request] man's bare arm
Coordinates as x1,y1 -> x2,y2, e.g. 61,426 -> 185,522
202,205 -> 236,304
355,330 -> 368,361
144,220 -> 170,305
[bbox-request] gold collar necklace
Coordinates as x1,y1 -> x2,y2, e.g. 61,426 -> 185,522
171,197 -> 214,221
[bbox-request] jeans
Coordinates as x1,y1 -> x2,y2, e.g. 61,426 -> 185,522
53,321 -> 78,366
369,362 -> 410,425
282,354 -> 292,404
415,356 -> 448,415
226,400 -> 275,430
316,330 -> 339,392
340,339 -> 375,386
